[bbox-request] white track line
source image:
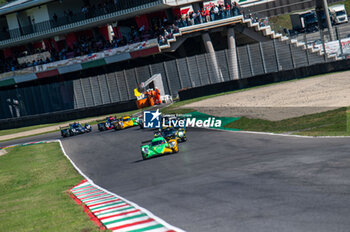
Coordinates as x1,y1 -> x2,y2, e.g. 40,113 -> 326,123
58,140 -> 186,232
208,127 -> 350,139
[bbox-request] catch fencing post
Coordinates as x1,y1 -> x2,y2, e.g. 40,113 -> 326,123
134,68 -> 139,84
123,70 -> 131,100
79,78 -> 87,108
321,30 -> 328,62
149,64 -> 153,76
303,34 -> 310,66
185,57 -> 194,87
335,26 -> 344,59
114,72 -> 122,102
163,62 -> 173,96
97,75 -> 104,105
224,49 -> 233,80
105,74 -> 113,103
259,42 -> 267,74
30,86 -> 40,113
175,59 -> 184,89
204,53 -> 212,84
88,77 -> 96,106
195,55 -> 203,86
273,39 -> 281,71
288,43 -> 296,69
246,44 -> 254,77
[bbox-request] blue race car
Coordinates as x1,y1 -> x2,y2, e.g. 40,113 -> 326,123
98,116 -> 119,131
60,122 -> 92,137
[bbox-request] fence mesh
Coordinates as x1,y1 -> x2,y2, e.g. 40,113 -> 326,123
1,25 -> 349,119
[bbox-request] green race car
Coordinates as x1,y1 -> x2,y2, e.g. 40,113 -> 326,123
141,136 -> 179,160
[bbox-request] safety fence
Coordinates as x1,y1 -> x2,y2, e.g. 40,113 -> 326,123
1,24 -> 350,120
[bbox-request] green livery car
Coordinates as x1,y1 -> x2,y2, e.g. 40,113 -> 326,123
141,136 -> 179,160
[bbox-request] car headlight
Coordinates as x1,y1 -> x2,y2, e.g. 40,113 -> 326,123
178,131 -> 183,137
169,141 -> 175,148
142,147 -> 149,153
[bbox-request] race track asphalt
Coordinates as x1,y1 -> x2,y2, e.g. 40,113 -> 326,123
2,126 -> 350,232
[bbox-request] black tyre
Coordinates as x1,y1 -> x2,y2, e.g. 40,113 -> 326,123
142,153 -> 147,160
98,124 -> 105,131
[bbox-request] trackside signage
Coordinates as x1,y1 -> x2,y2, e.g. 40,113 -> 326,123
143,110 -> 222,128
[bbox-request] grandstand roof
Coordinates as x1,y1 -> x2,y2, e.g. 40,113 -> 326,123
0,0 -> 54,16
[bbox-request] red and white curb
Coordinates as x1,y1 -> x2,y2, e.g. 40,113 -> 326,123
60,139 -> 185,232
1,140 -> 185,232
70,180 -> 179,232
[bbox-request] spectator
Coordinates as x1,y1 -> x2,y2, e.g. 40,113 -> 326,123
64,10 -> 69,22
213,5 -> 219,20
158,35 -> 167,46
225,4 -> 231,18
232,2 -> 241,17
200,8 -> 206,23
68,10 -> 74,20
53,13 -> 58,24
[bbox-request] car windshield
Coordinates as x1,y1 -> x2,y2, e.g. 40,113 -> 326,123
151,140 -> 166,146
163,129 -> 175,136
336,11 -> 346,16
123,118 -> 130,122
72,124 -> 81,128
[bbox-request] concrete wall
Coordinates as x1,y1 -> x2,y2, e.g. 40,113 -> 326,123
6,13 -> 19,30
25,5 -> 50,24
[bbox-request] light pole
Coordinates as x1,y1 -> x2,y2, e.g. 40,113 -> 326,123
316,0 -> 335,41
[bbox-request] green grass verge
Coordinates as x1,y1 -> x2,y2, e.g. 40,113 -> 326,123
0,143 -> 105,232
224,107 -> 350,136
269,14 -> 292,31
0,123 -> 60,137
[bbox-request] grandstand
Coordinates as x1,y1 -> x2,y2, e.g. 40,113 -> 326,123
0,0 -> 335,121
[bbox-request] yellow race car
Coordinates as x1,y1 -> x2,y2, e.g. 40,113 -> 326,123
141,135 -> 179,160
114,116 -> 138,130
